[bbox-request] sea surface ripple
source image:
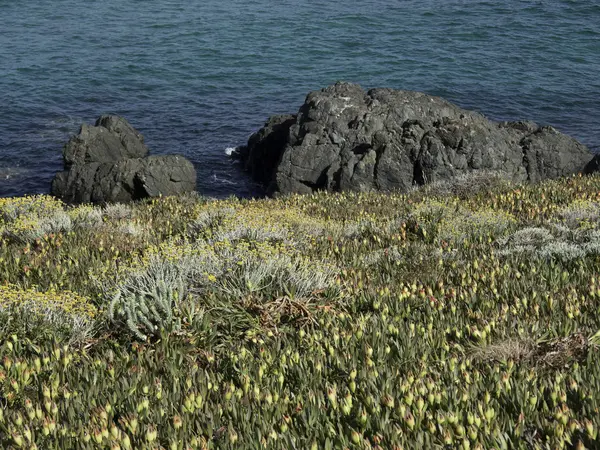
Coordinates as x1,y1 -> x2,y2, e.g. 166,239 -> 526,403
1,0 -> 599,198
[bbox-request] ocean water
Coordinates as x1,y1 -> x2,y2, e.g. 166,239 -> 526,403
1,0 -> 599,199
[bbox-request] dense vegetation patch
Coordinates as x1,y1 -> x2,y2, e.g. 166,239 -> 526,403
2,173 -> 600,449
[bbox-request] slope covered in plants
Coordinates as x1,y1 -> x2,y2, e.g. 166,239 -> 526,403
1,172 -> 600,449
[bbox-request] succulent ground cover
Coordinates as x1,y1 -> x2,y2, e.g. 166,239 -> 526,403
2,172 -> 600,449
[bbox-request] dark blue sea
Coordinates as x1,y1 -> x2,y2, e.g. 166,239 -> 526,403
1,0 -> 599,198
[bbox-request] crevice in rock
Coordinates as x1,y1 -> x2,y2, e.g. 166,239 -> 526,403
298,166 -> 331,192
332,165 -> 343,190
131,174 -> 148,200
351,143 -> 372,155
348,150 -> 372,183
372,145 -> 385,190
520,138 -> 531,182
297,103 -> 312,120
413,158 -> 425,186
298,179 -> 322,191
348,118 -> 361,129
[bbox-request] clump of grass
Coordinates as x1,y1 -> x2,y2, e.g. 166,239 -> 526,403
496,226 -> 555,256
497,224 -> 600,260
362,245 -> 403,267
437,207 -> 516,244
116,221 -> 146,237
103,202 -> 134,221
0,284 -> 97,344
538,240 -> 586,261
0,195 -> 72,243
470,338 -> 538,363
0,195 -> 65,223
68,204 -> 104,229
188,206 -> 236,239
212,222 -> 291,245
471,333 -> 589,371
555,199 -> 600,229
411,170 -> 513,200
108,252 -> 197,341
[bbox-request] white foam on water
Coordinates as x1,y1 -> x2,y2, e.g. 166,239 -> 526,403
36,115 -> 84,141
212,173 -> 236,185
0,166 -> 29,181
224,147 -> 237,156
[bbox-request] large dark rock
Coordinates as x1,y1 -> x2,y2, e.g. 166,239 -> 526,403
52,116 -> 196,203
241,82 -> 593,195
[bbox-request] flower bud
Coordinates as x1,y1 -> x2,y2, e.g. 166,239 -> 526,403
584,419 -> 596,439
358,408 -> 368,425
382,395 -> 394,409
145,425 -> 157,442
468,426 -> 478,441
93,428 -> 103,444
11,432 -> 23,447
122,434 -> 132,449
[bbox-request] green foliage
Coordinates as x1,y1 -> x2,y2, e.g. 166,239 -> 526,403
411,170 -> 514,200
0,284 -> 97,344
555,199 -> 600,229
2,174 -> 600,448
109,256 -> 188,341
0,195 -> 72,243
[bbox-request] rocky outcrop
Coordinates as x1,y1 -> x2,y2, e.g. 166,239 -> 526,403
241,82 -> 593,195
239,114 -> 297,184
52,116 -> 196,204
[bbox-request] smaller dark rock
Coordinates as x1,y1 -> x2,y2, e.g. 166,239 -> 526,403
52,116 -> 196,204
